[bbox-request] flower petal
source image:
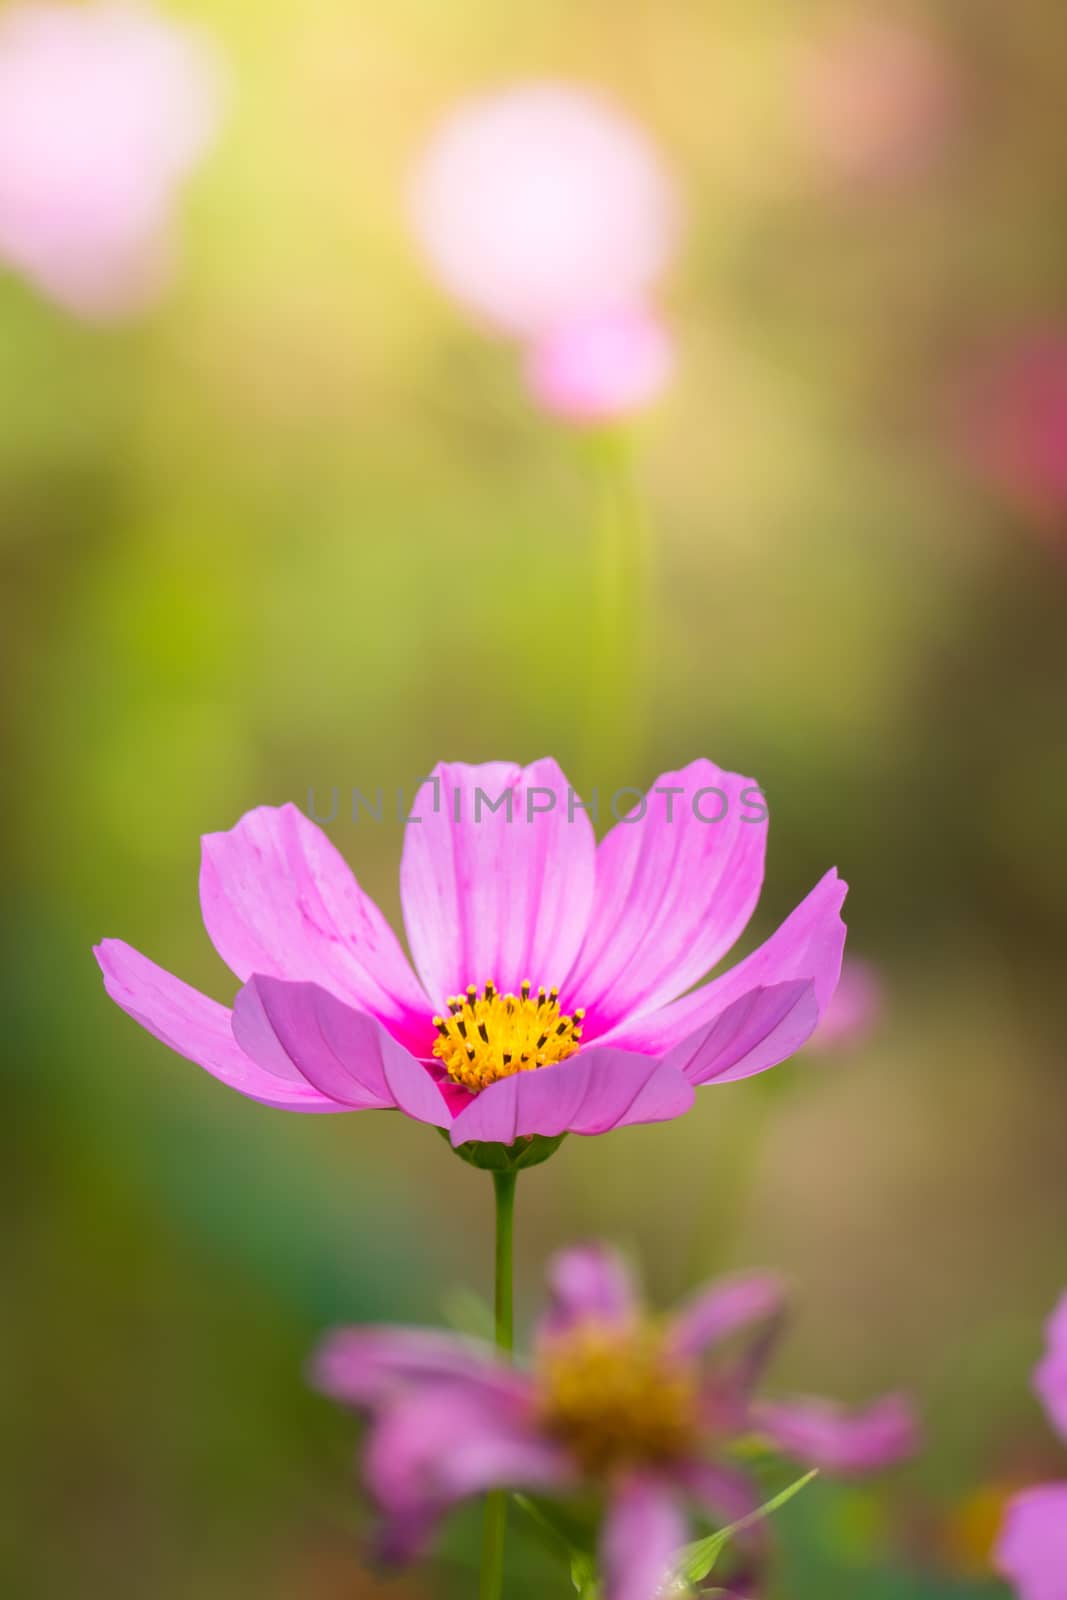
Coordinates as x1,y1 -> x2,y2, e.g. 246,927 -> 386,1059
231,976 -> 450,1127
600,1475 -> 687,1600
753,1392 -> 919,1476
664,980 -> 821,1086
1035,1292 -> 1067,1445
446,1046 -> 694,1147
399,758 -> 596,1006
566,760 -> 767,1037
94,939 -> 339,1112
668,1272 -> 786,1359
200,803 -> 429,1052
539,1245 -> 639,1338
675,1459 -> 762,1531
600,869 -> 847,1065
311,1326 -> 524,1409
994,1483 -> 1067,1600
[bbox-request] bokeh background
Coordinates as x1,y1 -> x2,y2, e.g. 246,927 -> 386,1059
4,0 -> 1066,1595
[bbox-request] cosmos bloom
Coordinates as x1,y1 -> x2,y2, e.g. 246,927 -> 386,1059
959,335 -> 1067,525
95,758 -> 847,1151
312,1244 -> 919,1594
809,957 -> 884,1051
0,1 -> 222,318
409,82 -> 679,421
995,1293 -> 1067,1600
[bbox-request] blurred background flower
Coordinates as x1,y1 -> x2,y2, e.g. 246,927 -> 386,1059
957,334 -> 1067,531
809,957 -> 885,1052
0,0 -> 223,318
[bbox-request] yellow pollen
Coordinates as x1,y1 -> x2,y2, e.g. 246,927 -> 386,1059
534,1320 -> 700,1479
432,979 -> 584,1095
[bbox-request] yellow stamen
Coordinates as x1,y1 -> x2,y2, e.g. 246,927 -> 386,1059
535,1320 -> 700,1478
431,979 -> 584,1095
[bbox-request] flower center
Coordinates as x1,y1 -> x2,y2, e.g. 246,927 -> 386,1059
534,1320 -> 701,1478
432,980 -> 584,1095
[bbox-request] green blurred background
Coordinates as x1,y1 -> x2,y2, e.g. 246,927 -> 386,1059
3,0 -> 1066,1595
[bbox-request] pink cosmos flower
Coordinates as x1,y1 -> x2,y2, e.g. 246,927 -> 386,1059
809,956 -> 884,1051
795,16 -> 958,189
995,1293 -> 1067,1600
960,335 -> 1067,523
312,1243 -> 919,1590
95,758 -> 847,1153
0,1 -> 222,318
409,82 -> 680,422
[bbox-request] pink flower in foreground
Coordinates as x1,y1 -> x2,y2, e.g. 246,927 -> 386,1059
410,82 -> 680,421
996,1294 -> 1067,1600
960,336 -> 1067,523
795,16 -> 958,189
0,1 -> 222,318
96,758 -> 847,1152
809,956 -> 884,1051
313,1244 -> 919,1589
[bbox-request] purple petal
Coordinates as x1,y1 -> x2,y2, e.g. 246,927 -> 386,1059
994,1483 -> 1067,1600
675,1459 -> 762,1532
538,1245 -> 638,1339
600,870 -> 847,1069
753,1392 -> 920,1476
1035,1292 -> 1067,1445
232,976 -> 450,1128
565,760 -> 767,1038
94,940 -> 339,1112
200,803 -> 430,1053
399,758 -> 596,1006
311,1326 -> 526,1409
668,1272 -> 786,1359
446,1045 -> 693,1147
600,1475 -> 687,1600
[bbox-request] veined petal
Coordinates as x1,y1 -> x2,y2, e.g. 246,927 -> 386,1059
665,980 -> 821,1086
200,804 -> 429,1052
539,1245 -> 639,1339
446,1046 -> 693,1147
753,1392 -> 919,1476
232,976 -> 450,1128
600,1475 -> 687,1600
399,758 -> 596,1007
994,1483 -> 1067,1600
601,869 -> 847,1064
311,1326 -> 525,1409
94,940 -> 339,1112
668,1272 -> 786,1360
1035,1291 -> 1067,1445
566,760 -> 767,1037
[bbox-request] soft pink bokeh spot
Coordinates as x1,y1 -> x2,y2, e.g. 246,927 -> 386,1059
796,16 -> 958,188
523,307 -> 675,424
810,956 -> 884,1050
960,336 -> 1067,523
0,1 -> 223,318
995,1293 -> 1067,1600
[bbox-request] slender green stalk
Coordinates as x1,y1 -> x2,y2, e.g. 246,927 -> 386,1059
478,1169 -> 517,1600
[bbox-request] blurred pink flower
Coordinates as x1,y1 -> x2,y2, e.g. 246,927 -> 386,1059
960,336 -> 1067,522
809,956 -> 884,1050
995,1293 -> 1067,1600
0,1 -> 222,318
795,17 -> 958,188
523,307 -> 675,423
95,758 -> 847,1149
314,1243 -> 919,1588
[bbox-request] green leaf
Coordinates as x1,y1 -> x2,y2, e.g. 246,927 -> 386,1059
670,1469 -> 819,1588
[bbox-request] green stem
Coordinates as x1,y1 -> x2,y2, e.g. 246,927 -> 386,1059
478,1169 -> 517,1600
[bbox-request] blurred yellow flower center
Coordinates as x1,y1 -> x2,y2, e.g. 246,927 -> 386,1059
432,980 -> 584,1095
535,1320 -> 700,1478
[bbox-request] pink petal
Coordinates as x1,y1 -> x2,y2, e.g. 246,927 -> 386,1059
994,1483 -> 1067,1600
523,306 -> 674,423
753,1392 -> 919,1476
675,1458 -> 762,1531
200,803 -> 430,1055
668,1272 -> 786,1359
94,939 -> 338,1112
566,760 -> 767,1039
232,976 -> 450,1128
600,1475 -> 687,1600
311,1326 -> 525,1409
400,758 -> 596,1006
446,1045 -> 693,1148
538,1245 -> 638,1339
664,980 -> 821,1086
1035,1291 -> 1067,1445
601,869 -> 847,1062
